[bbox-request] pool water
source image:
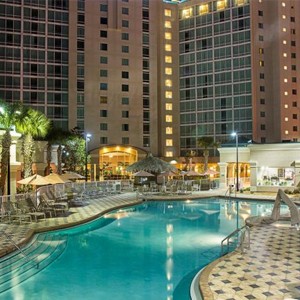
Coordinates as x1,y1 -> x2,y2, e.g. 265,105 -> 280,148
2,199 -> 279,300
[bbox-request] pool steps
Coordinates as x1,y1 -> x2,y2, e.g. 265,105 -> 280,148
0,233 -> 67,293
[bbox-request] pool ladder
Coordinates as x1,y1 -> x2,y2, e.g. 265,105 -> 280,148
220,225 -> 250,256
1,230 -> 39,269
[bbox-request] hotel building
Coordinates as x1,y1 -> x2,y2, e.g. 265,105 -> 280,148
1,0 -> 300,178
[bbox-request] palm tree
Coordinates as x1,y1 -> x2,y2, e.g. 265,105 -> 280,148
17,108 -> 51,178
198,136 -> 220,172
45,127 -> 71,175
0,101 -> 23,195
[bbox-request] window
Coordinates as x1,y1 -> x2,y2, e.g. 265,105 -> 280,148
165,44 -> 172,51
166,139 -> 173,146
100,70 -> 108,77
122,84 -> 129,92
122,58 -> 129,66
100,96 -> 107,103
166,127 -> 173,134
122,33 -> 129,40
293,126 -> 298,132
122,137 -> 129,144
165,32 -> 172,40
122,7 -> 129,15
100,110 -> 107,117
165,79 -> 172,87
122,20 -> 129,27
260,98 -> 265,105
122,111 -> 129,118
166,151 -> 173,157
291,53 -> 296,59
166,115 -> 172,122
100,30 -> 107,38
100,137 -> 108,144
100,4 -> 108,12
260,111 -> 265,117
100,17 -> 108,25
122,97 -> 129,104
100,123 -> 108,130
261,124 -> 266,130
292,89 -> 297,95
100,83 -> 107,90
258,10 -> 263,16
122,45 -> 129,53
100,43 -> 108,51
165,56 -> 172,63
122,124 -> 129,131
100,56 -> 108,64
165,67 -> 172,75
165,91 -> 172,98
293,114 -> 297,119
258,23 -> 263,29
122,71 -> 129,79
165,21 -> 171,28
164,9 -> 171,17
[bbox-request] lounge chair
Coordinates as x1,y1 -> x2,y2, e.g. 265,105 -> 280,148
2,201 -> 32,224
39,194 -> 69,216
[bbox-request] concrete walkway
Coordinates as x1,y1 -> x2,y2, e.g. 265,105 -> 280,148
0,190 -> 299,299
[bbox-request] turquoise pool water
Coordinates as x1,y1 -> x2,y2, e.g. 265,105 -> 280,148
2,198 -> 279,300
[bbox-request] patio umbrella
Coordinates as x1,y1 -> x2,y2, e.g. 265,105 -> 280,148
61,172 -> 85,180
184,170 -> 201,176
126,153 -> 177,174
133,170 -> 155,177
201,169 -> 219,176
44,173 -> 70,184
17,174 -> 50,186
159,170 -> 178,177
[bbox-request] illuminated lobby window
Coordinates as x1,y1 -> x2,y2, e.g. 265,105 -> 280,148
165,44 -> 172,51
284,66 -> 287,70
235,0 -> 246,6
181,8 -> 193,19
165,9 -> 172,17
165,67 -> 172,75
166,127 -> 173,134
165,91 -> 172,99
284,78 -> 288,83
283,53 -> 287,57
283,27 -> 287,32
166,115 -> 173,122
282,2 -> 286,7
199,4 -> 209,15
165,103 -> 172,111
165,79 -> 172,87
283,40 -> 287,44
285,117 -> 288,121
165,21 -> 171,28
166,139 -> 173,146
165,56 -> 172,63
282,15 -> 286,19
284,104 -> 288,108
284,91 -> 288,95
285,130 -> 289,135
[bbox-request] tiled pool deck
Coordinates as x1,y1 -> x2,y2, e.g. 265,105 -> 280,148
0,190 -> 299,299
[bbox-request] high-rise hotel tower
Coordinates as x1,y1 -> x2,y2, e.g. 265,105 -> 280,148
1,0 -> 300,170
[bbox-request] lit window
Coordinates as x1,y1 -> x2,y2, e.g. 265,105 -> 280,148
166,151 -> 173,157
284,66 -> 288,70
282,2 -> 286,7
285,117 -> 288,121
166,115 -> 172,122
165,21 -> 171,28
283,27 -> 287,32
165,56 -> 172,63
259,60 -> 264,67
283,40 -> 287,44
217,0 -> 227,10
283,53 -> 287,57
166,127 -> 173,134
165,91 -> 172,99
166,139 -> 173,146
199,4 -> 209,15
166,103 -> 172,110
284,91 -> 288,95
165,68 -> 172,75
235,0 -> 246,6
164,9 -> 171,17
285,130 -> 289,134
284,104 -> 288,108
282,15 -> 286,19
165,32 -> 172,40
165,44 -> 172,51
181,7 -> 193,19
165,79 -> 172,87
284,78 -> 288,83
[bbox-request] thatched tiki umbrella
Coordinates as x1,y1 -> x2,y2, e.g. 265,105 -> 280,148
126,153 -> 177,183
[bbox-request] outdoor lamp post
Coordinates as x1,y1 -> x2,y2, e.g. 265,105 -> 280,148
231,132 -> 239,191
85,133 -> 92,182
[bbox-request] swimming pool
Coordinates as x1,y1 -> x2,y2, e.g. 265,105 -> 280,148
1,198 -> 280,300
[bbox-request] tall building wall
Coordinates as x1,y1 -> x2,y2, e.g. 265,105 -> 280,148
0,0 -> 69,130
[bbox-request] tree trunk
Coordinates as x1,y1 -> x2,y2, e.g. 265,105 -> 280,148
0,131 -> 11,195
23,134 -> 34,178
57,144 -> 62,174
203,149 -> 209,172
